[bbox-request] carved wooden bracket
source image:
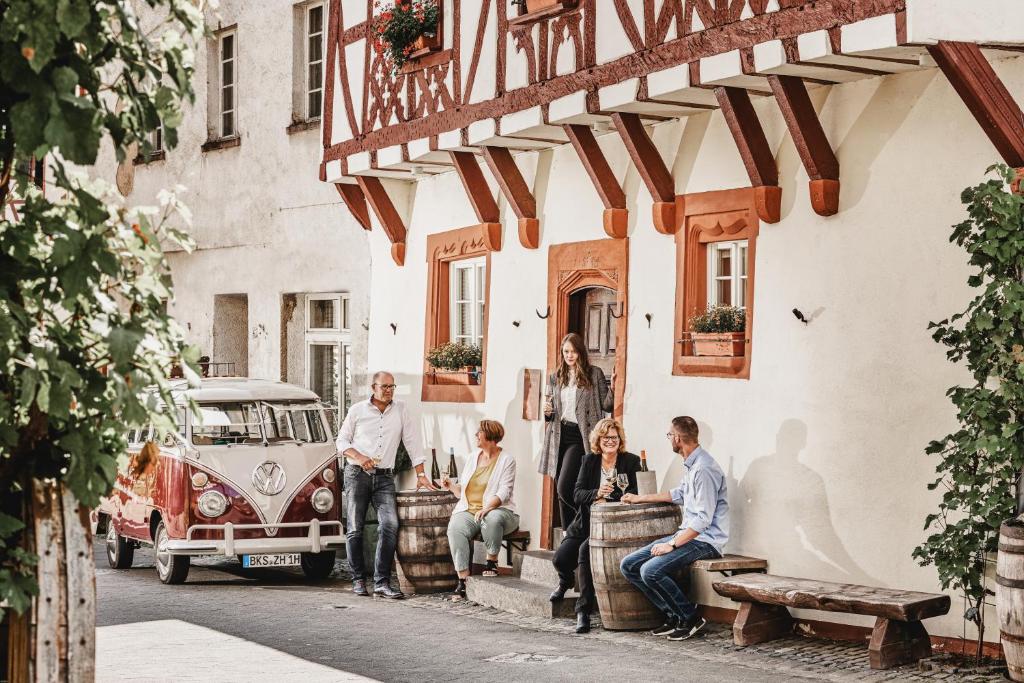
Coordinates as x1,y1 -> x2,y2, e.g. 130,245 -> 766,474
767,75 -> 840,217
563,123 -> 628,239
450,150 -> 501,224
611,112 -> 676,235
481,146 -> 540,249
354,176 -> 408,266
335,183 -> 372,231
928,41 -> 1024,168
714,86 -> 781,224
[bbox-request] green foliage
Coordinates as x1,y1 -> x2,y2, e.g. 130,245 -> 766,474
372,0 -> 439,74
0,0 -> 207,617
912,165 -> 1024,653
426,341 -> 483,370
689,305 -> 746,333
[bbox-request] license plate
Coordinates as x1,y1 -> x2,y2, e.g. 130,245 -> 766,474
242,553 -> 301,568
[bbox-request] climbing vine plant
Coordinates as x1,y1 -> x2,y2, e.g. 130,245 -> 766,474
913,164 -> 1024,660
0,0 -> 207,617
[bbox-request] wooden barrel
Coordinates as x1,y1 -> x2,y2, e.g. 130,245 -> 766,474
395,489 -> 458,594
998,518 -> 1024,681
589,501 -> 682,630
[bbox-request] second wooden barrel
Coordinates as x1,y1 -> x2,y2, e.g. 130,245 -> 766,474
395,489 -> 458,594
998,518 -> 1024,682
590,501 -> 682,630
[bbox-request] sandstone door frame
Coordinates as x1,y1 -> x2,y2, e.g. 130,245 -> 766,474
541,238 -> 629,549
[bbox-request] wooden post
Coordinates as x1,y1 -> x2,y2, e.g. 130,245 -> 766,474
6,481 -> 95,683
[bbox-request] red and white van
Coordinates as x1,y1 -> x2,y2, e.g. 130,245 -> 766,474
95,378 -> 344,584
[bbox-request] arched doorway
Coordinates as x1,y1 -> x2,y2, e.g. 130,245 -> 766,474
542,238 -> 629,548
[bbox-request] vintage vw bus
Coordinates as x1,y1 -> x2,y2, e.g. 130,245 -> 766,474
94,378 -> 343,584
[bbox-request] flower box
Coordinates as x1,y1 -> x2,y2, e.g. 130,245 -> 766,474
429,367 -> 480,385
692,332 -> 745,357
525,0 -> 577,13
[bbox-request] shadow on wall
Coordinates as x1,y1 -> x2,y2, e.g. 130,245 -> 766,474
735,418 -> 880,585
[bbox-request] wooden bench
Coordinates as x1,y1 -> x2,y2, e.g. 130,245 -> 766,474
471,528 -> 530,566
713,573 -> 951,669
692,554 -> 767,576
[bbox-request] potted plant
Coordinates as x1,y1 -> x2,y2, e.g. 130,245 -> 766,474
688,305 -> 746,357
373,0 -> 440,74
426,341 -> 482,385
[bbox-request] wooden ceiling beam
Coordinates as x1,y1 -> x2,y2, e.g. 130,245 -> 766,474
611,112 -> 677,234
767,75 -> 840,217
335,183 -> 372,231
450,151 -> 501,224
563,123 -> 628,239
480,146 -> 539,249
354,176 -> 408,266
714,86 -> 781,224
928,41 -> 1024,168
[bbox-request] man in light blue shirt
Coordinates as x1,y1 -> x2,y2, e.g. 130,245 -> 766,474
620,416 -> 729,641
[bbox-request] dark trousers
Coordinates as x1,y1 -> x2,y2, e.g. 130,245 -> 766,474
344,464 -> 399,588
555,424 -> 585,532
552,534 -> 595,615
620,537 -> 719,622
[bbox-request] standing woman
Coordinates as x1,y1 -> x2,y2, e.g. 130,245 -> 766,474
539,332 -> 615,535
444,420 -> 519,601
552,418 -> 639,633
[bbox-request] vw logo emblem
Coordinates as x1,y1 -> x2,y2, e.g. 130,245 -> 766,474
252,461 -> 286,496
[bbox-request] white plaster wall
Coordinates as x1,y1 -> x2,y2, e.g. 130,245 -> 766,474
367,55 -> 1024,640
92,0 -> 371,389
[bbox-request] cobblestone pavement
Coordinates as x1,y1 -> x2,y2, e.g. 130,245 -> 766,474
95,541 -> 1004,682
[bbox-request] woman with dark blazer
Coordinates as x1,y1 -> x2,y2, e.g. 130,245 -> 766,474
538,332 -> 615,535
551,418 -> 639,633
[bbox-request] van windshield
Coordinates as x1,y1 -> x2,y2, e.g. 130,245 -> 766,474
262,403 -> 328,444
192,403 -> 263,445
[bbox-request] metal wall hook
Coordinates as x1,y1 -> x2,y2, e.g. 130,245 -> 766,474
536,307 -> 550,319
361,321 -> 369,331
645,313 -> 652,328
608,303 -> 625,319
512,320 -> 521,327
390,322 -> 397,334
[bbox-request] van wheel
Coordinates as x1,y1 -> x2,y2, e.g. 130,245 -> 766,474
300,551 -> 336,580
154,520 -> 190,584
105,524 -> 134,569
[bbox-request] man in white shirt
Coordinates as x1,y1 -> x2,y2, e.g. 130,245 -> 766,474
336,371 -> 435,598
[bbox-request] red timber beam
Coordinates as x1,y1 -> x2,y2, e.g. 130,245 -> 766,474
927,41 -> 1024,173
335,183 -> 372,230
611,112 -> 677,235
449,151 -> 503,250
563,123 -> 629,239
767,75 -> 840,217
354,176 -> 408,266
480,146 -> 540,249
714,86 -> 782,224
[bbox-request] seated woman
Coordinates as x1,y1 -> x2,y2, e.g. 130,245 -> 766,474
551,417 -> 639,633
443,419 -> 519,601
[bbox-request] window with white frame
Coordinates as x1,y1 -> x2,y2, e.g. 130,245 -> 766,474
219,31 -> 236,137
304,293 -> 351,431
450,257 -> 486,347
707,240 -> 748,309
151,123 -> 163,152
305,3 -> 325,119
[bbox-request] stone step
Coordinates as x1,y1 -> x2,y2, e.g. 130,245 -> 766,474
518,550 -> 567,588
465,576 -> 576,619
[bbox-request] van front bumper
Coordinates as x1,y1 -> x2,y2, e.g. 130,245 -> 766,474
165,519 -> 345,557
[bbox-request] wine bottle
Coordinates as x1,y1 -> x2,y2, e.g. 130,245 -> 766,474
640,449 -> 649,472
430,448 -> 441,486
447,447 -> 459,484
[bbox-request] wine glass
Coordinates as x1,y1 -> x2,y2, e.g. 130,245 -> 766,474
616,473 -> 629,496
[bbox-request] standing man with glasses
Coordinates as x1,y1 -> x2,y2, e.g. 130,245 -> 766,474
618,416 -> 729,640
336,371 -> 436,598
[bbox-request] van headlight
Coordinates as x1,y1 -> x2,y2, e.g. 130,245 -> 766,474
197,490 -> 229,518
322,467 -> 336,483
311,487 -> 334,513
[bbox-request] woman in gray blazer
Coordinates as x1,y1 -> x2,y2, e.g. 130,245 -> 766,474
538,332 -> 615,536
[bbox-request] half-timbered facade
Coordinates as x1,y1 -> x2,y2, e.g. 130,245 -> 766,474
322,0 -> 1024,644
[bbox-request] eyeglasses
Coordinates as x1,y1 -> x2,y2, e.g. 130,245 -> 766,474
665,432 -> 675,440
600,436 -> 620,442
374,384 -> 397,390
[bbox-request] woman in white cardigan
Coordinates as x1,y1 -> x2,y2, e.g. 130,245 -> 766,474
442,419 -> 519,600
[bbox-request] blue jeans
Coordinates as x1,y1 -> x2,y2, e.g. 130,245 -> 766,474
344,464 -> 399,588
620,536 -> 719,622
